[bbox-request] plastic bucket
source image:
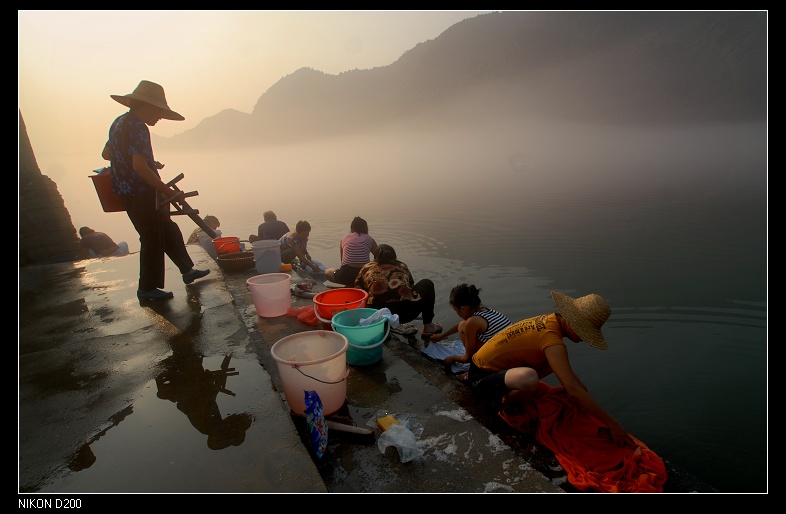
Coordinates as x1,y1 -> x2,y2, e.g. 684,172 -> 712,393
252,240 -> 282,274
270,331 -> 349,415
213,236 -> 240,255
331,308 -> 389,366
246,273 -> 291,317
313,288 -> 369,326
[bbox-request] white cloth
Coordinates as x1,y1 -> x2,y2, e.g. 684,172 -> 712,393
359,308 -> 400,328
421,339 -> 470,374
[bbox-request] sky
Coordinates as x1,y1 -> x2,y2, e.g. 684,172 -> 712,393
18,10 -> 492,158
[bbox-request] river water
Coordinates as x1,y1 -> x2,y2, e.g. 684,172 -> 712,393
34,119 -> 768,492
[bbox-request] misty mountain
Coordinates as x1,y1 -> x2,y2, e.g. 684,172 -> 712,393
156,11 -> 766,152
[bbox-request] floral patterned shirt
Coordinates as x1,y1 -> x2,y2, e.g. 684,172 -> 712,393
107,112 -> 158,195
280,232 -> 309,257
354,260 -> 421,306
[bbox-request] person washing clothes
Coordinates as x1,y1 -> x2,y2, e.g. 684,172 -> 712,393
325,216 -> 379,287
432,283 -> 511,366
469,291 -> 635,449
79,226 -> 129,258
187,215 -> 221,244
249,210 -> 289,242
279,220 -> 322,273
354,244 -> 442,339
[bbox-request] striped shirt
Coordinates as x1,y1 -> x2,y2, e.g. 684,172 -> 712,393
473,307 -> 512,343
341,232 -> 375,266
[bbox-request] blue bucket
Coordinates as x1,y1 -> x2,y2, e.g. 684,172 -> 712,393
331,308 -> 389,366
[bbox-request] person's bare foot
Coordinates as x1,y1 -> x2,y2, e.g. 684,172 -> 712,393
420,322 -> 443,338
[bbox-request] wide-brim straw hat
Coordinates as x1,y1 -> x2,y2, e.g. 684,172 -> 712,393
551,291 -> 611,350
111,80 -> 184,121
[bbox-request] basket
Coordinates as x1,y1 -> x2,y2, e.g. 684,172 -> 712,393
217,251 -> 255,272
90,169 -> 127,212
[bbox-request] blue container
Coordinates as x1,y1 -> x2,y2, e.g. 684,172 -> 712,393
331,308 -> 389,366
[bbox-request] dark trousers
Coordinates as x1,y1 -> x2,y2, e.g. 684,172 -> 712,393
370,279 -> 436,324
334,264 -> 363,287
125,189 -> 194,291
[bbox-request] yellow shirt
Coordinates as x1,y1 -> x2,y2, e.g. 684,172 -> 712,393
471,313 -> 566,376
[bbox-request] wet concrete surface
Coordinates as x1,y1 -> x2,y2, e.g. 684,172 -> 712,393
19,247 -> 324,494
18,244 -> 717,494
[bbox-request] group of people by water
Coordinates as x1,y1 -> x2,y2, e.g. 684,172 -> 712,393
92,80 -> 647,485
212,209 -> 636,450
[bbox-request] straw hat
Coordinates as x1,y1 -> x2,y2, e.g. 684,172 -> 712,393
551,291 -> 611,350
111,80 -> 184,121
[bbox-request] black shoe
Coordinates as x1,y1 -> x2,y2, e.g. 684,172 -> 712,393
137,288 -> 174,300
183,268 -> 210,284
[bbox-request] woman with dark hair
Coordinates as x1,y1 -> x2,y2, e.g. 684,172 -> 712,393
79,226 -> 129,258
279,220 -> 321,272
325,216 -> 379,286
430,284 -> 511,366
187,215 -> 221,244
354,244 -> 442,339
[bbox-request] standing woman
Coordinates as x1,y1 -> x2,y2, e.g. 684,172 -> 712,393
102,80 -> 209,301
431,284 -> 512,367
354,244 -> 442,339
325,216 -> 379,286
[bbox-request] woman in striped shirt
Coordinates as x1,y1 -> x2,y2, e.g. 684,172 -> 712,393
325,216 -> 379,286
431,283 -> 511,367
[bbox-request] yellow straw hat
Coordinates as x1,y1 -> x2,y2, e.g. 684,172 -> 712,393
111,80 -> 184,121
551,291 -> 611,350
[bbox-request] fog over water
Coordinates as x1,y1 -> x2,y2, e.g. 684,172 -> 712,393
40,117 -> 767,492
20,9 -> 767,493
55,118 -> 767,299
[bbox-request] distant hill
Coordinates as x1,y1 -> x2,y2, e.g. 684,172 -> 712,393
156,11 -> 767,152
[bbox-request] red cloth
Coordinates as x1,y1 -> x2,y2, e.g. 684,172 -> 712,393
498,382 -> 667,493
287,306 -> 320,327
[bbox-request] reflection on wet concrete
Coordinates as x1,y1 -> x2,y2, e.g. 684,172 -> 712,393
156,354 -> 252,450
20,255 -> 327,494
40,356 -> 294,493
66,405 -> 134,474
68,444 -> 96,472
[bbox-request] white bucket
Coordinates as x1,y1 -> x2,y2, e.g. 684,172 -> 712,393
246,273 -> 291,317
252,240 -> 282,274
270,331 -> 349,415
